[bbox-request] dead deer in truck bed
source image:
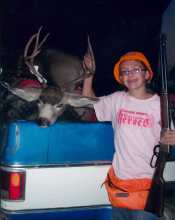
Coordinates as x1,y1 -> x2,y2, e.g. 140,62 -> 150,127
2,27 -> 98,127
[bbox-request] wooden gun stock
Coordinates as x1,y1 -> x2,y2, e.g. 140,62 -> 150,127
144,151 -> 166,216
144,34 -> 171,217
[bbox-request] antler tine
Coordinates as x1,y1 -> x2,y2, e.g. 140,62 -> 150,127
38,33 -> 50,50
23,33 -> 38,59
31,26 -> 50,65
30,26 -> 42,65
23,26 -> 50,88
32,26 -> 50,55
87,35 -> 96,73
61,36 -> 95,92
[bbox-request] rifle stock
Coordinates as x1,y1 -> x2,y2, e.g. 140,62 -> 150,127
144,150 -> 166,216
144,34 -> 171,217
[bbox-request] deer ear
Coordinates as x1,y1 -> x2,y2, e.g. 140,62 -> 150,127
7,87 -> 43,102
63,92 -> 99,107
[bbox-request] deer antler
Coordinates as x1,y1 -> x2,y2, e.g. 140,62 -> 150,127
61,36 -> 96,92
23,26 -> 50,88
84,36 -> 96,75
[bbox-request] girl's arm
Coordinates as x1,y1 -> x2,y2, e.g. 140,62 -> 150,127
82,75 -> 95,98
82,54 -> 96,108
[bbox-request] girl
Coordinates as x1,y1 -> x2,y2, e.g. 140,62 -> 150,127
82,51 -> 173,220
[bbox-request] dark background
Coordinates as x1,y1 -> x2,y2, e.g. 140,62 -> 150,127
1,0 -> 172,96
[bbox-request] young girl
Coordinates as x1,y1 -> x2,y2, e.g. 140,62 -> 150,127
82,51 -> 174,220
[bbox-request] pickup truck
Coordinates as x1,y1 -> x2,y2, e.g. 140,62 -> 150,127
1,120 -> 175,220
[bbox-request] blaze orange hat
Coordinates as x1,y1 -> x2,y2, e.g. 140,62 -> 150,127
114,52 -> 153,84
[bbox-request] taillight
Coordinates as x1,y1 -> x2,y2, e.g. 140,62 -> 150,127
1,169 -> 25,200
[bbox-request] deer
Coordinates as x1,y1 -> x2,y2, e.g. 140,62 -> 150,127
2,27 -> 99,128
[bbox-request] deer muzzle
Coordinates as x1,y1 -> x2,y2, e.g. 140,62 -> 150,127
37,117 -> 50,128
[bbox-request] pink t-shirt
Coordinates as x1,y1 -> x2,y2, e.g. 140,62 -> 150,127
94,91 -> 161,180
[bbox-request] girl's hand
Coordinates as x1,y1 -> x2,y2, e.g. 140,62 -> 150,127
161,130 -> 175,146
82,54 -> 93,71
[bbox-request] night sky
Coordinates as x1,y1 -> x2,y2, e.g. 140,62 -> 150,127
1,0 -> 172,95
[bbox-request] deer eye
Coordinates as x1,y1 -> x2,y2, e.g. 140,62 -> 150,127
56,103 -> 63,108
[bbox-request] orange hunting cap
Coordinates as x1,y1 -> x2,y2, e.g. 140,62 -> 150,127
114,52 -> 153,84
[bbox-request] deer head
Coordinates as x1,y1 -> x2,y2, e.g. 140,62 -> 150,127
3,27 -> 98,128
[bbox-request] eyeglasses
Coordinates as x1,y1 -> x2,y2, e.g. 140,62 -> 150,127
120,68 -> 146,76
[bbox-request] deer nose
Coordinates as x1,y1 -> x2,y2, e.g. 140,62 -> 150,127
37,117 -> 50,127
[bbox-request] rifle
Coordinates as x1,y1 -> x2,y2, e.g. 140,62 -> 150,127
144,34 -> 172,217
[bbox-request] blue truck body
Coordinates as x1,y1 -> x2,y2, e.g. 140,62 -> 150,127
1,121 -> 114,220
1,121 -> 114,165
1,120 -> 175,220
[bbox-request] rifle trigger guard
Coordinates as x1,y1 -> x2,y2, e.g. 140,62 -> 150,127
150,145 -> 160,168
